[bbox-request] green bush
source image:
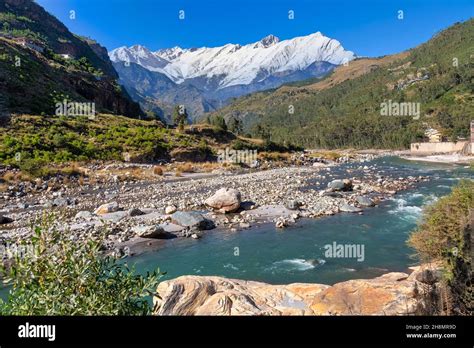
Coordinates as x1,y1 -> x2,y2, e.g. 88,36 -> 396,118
408,179 -> 474,314
0,216 -> 163,315
408,180 -> 473,265
17,157 -> 49,177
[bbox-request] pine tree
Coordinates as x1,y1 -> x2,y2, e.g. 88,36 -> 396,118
172,105 -> 188,131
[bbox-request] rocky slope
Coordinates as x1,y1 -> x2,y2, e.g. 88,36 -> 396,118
0,0 -> 142,118
153,263 -> 442,315
1,0 -> 117,77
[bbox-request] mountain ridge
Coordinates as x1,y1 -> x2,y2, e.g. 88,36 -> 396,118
110,32 -> 355,122
208,19 -> 474,149
110,31 -> 355,87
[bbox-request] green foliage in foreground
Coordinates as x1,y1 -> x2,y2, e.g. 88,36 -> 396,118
408,179 -> 474,314
408,179 -> 473,266
0,217 -> 163,315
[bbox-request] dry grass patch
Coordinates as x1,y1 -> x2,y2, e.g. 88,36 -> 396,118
153,166 -> 164,176
258,152 -> 291,162
308,151 -> 345,161
1,171 -> 33,183
176,163 -> 194,173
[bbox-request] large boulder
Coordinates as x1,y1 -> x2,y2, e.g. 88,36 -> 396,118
153,276 -> 328,315
0,215 -> 13,224
339,204 -> 362,213
310,267 -> 440,315
133,225 -> 166,239
285,200 -> 301,210
328,179 -> 352,191
153,264 -> 442,315
204,188 -> 241,213
171,211 -> 215,230
94,202 -> 120,215
165,205 -> 177,215
356,196 -> 375,207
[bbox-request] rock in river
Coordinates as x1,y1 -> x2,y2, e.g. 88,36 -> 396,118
339,204 -> 362,213
356,196 -> 375,207
133,225 -> 166,239
204,188 -> 241,213
171,211 -> 215,230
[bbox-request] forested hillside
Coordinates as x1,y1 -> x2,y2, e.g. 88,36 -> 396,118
208,19 -> 473,149
0,0 -> 142,117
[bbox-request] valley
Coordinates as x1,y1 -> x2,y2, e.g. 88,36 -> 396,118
0,0 -> 472,320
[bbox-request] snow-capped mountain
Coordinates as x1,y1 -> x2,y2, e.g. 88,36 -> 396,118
109,32 -> 355,122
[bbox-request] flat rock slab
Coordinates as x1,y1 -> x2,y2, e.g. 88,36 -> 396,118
153,264 -> 442,315
98,210 -> 129,223
339,204 -> 362,213
133,225 -> 166,239
153,276 -> 328,315
159,222 -> 185,233
171,211 -> 215,230
132,211 -> 165,223
244,205 -> 294,219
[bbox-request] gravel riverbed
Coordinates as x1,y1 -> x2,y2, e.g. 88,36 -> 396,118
0,153 -> 430,257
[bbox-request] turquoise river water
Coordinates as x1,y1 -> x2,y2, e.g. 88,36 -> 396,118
130,157 -> 472,285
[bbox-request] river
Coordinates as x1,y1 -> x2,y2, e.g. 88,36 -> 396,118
130,156 -> 472,285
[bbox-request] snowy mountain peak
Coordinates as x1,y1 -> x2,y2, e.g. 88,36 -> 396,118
110,31 -> 355,88
154,46 -> 185,61
257,34 -> 280,48
109,45 -> 168,70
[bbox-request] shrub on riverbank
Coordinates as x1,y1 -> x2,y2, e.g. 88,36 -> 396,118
0,216 -> 163,315
408,179 -> 473,315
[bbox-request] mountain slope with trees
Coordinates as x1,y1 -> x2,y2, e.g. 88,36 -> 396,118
208,19 -> 473,149
0,0 -> 142,118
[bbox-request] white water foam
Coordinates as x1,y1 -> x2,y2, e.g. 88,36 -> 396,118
268,258 -> 325,272
223,263 -> 239,271
408,193 -> 423,199
388,198 -> 422,221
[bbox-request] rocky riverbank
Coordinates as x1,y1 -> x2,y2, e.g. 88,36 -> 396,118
153,263 -> 443,315
0,153 -> 430,256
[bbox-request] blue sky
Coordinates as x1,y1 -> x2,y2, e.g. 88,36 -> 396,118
37,0 -> 473,57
